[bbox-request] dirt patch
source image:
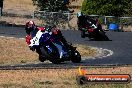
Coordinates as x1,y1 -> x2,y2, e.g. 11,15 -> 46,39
0,37 -> 38,65
3,0 -> 36,13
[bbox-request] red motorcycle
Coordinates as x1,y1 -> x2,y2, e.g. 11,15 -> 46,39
80,21 -> 109,41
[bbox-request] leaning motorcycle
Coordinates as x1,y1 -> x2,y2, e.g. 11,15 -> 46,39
29,30 -> 81,64
80,21 -> 109,41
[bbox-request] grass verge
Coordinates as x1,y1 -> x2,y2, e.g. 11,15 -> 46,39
0,67 -> 132,88
0,37 -> 97,65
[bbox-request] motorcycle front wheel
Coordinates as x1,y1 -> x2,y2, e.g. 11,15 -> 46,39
39,47 -> 50,62
48,45 -> 61,64
81,31 -> 85,38
39,55 -> 46,62
71,50 -> 81,63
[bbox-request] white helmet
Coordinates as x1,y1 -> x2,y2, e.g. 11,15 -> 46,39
77,12 -> 83,18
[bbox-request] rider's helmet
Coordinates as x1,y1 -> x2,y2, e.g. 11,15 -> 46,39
25,21 -> 35,34
77,12 -> 83,18
26,20 -> 35,29
45,25 -> 52,32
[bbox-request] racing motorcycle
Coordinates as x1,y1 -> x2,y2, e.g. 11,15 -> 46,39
80,20 -> 109,41
29,29 -> 81,64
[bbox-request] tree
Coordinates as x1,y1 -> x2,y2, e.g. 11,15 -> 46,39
32,0 -> 70,12
81,0 -> 132,16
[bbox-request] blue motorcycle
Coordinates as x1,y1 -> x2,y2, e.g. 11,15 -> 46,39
29,30 -> 81,64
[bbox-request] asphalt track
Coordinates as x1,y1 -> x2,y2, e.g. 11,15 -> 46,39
0,26 -> 132,69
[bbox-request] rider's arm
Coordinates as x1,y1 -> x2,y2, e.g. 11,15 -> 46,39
36,27 -> 45,32
25,26 -> 30,35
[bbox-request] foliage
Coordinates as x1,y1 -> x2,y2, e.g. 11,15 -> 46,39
32,0 -> 69,12
81,0 -> 132,16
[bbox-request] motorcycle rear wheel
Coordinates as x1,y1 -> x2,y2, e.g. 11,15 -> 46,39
99,31 -> 109,41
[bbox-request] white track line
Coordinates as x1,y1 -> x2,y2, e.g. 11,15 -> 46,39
82,47 -> 114,60
93,47 -> 113,59
0,36 -> 24,40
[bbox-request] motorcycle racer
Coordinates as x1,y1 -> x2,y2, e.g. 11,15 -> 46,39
77,12 -> 105,34
25,21 -> 70,51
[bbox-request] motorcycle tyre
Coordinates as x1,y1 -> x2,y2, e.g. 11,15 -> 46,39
71,50 -> 81,63
40,46 -> 61,64
81,31 -> 85,38
99,31 -> 109,41
48,45 -> 61,64
39,55 -> 46,62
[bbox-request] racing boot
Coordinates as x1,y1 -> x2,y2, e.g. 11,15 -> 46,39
29,46 -> 35,51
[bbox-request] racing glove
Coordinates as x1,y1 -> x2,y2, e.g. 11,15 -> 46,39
25,35 -> 31,45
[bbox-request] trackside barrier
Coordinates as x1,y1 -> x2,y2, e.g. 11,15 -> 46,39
0,9 -> 131,31
32,11 -> 75,30
32,11 -> 132,31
